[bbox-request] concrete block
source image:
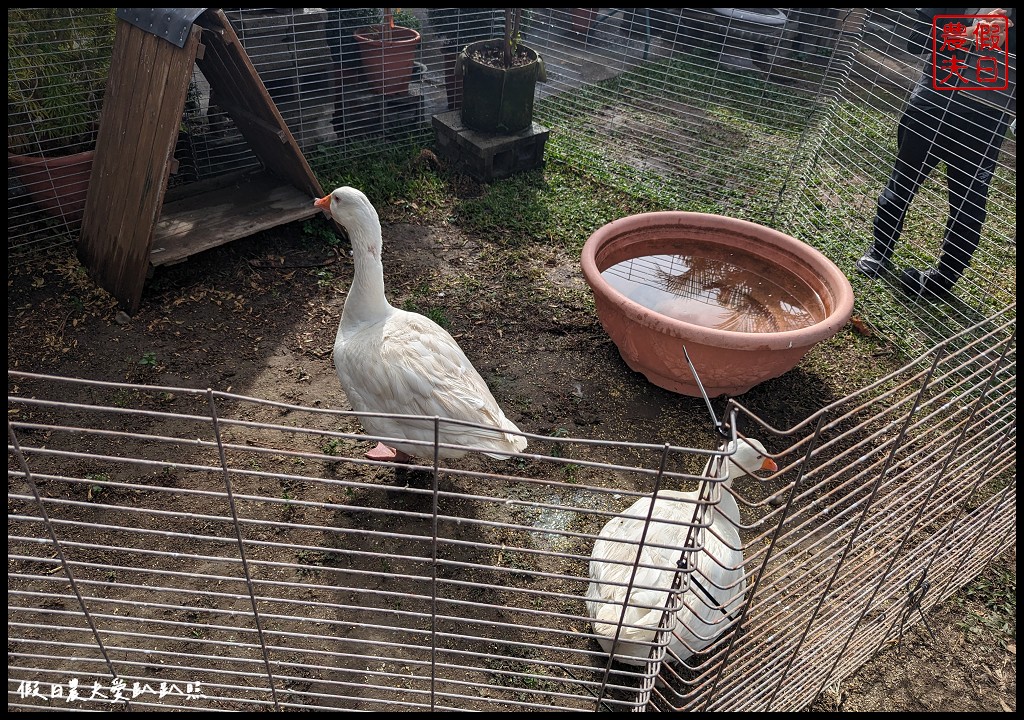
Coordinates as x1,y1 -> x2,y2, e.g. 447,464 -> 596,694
432,110 -> 549,182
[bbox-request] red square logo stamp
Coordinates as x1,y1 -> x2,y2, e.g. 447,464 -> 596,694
932,14 -> 1010,91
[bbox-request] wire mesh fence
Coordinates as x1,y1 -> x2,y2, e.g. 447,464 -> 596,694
7,9 -> 1014,349
7,307 -> 1015,710
6,6 -> 1017,712
784,9 -> 1016,359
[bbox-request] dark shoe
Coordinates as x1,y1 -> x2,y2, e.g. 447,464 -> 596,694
855,247 -> 892,278
898,267 -> 954,301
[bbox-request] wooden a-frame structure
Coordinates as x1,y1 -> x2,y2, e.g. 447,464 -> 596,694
79,8 -> 326,314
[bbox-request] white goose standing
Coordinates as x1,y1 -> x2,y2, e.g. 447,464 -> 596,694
585,436 -> 777,666
314,186 -> 528,461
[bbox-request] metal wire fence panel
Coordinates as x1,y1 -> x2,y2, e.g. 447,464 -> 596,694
8,8 -> 117,261
780,9 -> 1016,358
8,8 -> 865,252
8,308 -> 1015,710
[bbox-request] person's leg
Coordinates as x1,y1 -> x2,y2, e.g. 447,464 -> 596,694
900,111 -> 1008,298
857,104 -> 942,277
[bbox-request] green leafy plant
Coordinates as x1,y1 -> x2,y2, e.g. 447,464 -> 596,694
138,351 -> 157,368
7,8 -> 117,155
392,8 -> 420,31
957,560 -> 1016,639
314,268 -> 334,289
353,8 -> 421,41
86,472 -> 109,501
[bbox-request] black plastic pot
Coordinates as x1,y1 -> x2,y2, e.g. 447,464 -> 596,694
458,39 -> 545,134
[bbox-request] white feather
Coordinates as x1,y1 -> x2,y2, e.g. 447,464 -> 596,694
585,437 -> 776,666
317,186 -> 528,460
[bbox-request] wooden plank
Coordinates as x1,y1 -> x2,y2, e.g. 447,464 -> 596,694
105,29 -> 175,290
214,101 -> 289,143
150,171 -> 321,266
82,23 -> 168,312
160,168 -> 254,204
124,25 -> 202,264
79,21 -> 146,279
79,20 -> 202,313
196,10 -> 323,198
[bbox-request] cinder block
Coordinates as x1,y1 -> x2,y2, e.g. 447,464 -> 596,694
432,110 -> 549,182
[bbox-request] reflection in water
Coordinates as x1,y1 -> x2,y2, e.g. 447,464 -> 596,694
602,250 -> 825,333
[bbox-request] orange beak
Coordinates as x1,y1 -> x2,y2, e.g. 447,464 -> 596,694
314,194 -> 331,212
761,457 -> 778,472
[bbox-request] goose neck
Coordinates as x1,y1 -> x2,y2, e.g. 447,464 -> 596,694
338,222 -> 390,327
715,485 -> 741,526
708,456 -> 743,525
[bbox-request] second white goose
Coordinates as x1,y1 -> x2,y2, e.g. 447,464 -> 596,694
585,436 -> 777,666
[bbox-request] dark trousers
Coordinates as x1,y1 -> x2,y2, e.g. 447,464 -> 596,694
872,94 -> 1009,283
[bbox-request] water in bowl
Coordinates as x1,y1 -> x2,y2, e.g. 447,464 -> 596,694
602,249 -> 826,333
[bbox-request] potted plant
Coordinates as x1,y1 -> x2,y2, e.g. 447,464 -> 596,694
352,8 -> 422,96
457,9 -> 546,134
326,8 -> 380,83
8,8 -> 117,223
427,8 -> 502,110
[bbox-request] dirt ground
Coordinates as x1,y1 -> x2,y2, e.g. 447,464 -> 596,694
808,548 -> 1016,712
7,212 -> 1015,712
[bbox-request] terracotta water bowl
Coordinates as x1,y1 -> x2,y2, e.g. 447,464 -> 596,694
581,212 -> 854,398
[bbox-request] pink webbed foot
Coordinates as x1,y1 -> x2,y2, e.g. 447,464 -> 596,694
365,442 -> 415,464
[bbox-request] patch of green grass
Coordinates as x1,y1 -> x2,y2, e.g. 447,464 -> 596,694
321,438 -> 341,456
302,216 -> 343,247
304,57 -> 1013,368
308,133 -> 446,214
956,556 -> 1016,644
401,281 -> 450,328
452,170 -> 551,246
402,299 -> 449,328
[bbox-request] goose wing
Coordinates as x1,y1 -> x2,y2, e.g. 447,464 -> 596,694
335,310 -> 525,456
